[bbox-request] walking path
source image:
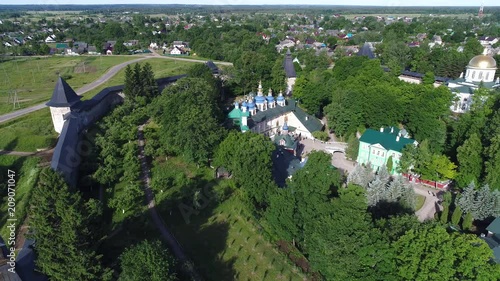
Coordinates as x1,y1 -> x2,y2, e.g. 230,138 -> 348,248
0,148 -> 54,157
300,138 -> 353,173
137,125 -> 203,281
414,184 -> 442,222
0,55 -> 233,125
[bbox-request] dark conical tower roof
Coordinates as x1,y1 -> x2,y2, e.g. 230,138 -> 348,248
357,42 -> 375,59
284,48 -> 297,78
46,77 -> 81,107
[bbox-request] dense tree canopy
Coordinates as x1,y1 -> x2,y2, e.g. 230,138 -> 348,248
394,225 -> 500,280
29,168 -> 108,281
118,240 -> 176,281
154,77 -> 226,164
214,131 -> 275,206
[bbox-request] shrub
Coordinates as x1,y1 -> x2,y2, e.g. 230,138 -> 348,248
312,131 -> 329,141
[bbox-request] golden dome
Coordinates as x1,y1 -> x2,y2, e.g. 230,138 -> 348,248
468,55 -> 497,69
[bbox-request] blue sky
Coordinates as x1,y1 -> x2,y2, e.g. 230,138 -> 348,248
0,0 -> 498,7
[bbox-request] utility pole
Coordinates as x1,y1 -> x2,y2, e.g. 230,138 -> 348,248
7,90 -> 20,109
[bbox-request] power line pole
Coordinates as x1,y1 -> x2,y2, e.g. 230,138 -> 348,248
7,90 -> 20,109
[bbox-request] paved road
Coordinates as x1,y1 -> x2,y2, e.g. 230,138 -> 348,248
0,57 -> 150,124
0,55 -> 233,125
414,184 -> 442,222
137,125 -> 203,281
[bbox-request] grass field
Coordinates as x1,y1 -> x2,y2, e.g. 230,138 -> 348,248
82,58 -> 195,99
0,156 -> 41,242
167,196 -> 306,281
416,194 -> 426,211
151,157 -> 306,281
0,56 -> 137,115
0,108 -> 56,152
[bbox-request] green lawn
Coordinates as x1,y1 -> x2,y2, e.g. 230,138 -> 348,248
152,157 -> 306,281
82,58 -> 195,100
0,155 -> 41,241
0,108 -> 56,152
416,194 -> 426,211
0,56 -> 137,114
0,57 -> 194,151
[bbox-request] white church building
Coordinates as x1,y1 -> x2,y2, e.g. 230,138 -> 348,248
228,81 -> 323,139
447,49 -> 499,113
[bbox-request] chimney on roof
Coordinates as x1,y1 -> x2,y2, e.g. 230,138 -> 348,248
396,136 -> 400,142
380,127 -> 384,132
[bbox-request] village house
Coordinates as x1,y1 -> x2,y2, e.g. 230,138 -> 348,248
479,36 -> 499,46
170,46 -> 186,55
483,217 -> 500,263
45,34 -> 56,43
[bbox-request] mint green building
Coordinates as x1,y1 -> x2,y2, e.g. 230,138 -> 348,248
357,127 -> 417,174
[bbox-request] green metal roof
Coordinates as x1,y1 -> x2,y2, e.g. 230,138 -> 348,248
228,107 -> 249,119
359,128 -> 415,152
56,43 -> 68,49
250,99 -> 323,133
274,134 -> 298,150
448,78 -> 499,90
487,217 -> 500,234
292,104 -> 323,133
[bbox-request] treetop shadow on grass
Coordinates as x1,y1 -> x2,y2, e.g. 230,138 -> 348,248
155,184 -> 237,281
2,138 -> 19,152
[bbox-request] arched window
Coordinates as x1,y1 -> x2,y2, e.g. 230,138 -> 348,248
479,72 -> 483,80
486,72 -> 490,81
472,71 -> 476,79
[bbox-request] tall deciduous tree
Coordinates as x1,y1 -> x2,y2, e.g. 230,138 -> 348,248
485,135 -> 500,190
394,225 -> 500,280
346,133 -> 359,160
305,184 -> 396,281
456,133 -> 483,188
270,56 -> 286,93
214,131 -> 275,206
156,77 -> 226,164
118,240 -> 176,281
290,151 -> 342,240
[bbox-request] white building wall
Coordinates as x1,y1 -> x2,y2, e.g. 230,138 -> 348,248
450,92 -> 473,113
251,112 -> 316,139
286,77 -> 296,94
50,106 -> 71,134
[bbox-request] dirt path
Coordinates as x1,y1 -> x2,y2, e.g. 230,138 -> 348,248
137,124 -> 203,281
0,149 -> 54,157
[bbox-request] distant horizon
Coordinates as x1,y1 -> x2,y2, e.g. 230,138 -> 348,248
0,2 -> 499,7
